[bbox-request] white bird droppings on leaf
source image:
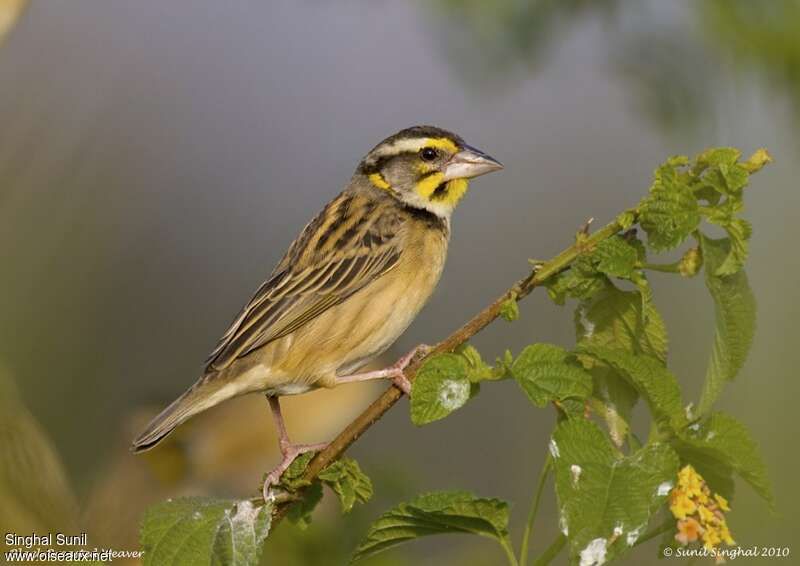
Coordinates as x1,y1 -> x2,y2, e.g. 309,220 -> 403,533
438,379 -> 470,411
688,423 -> 700,432
559,511 -> 569,536
613,523 -> 623,537
605,403 -> 625,448
231,500 -> 261,527
579,538 -> 608,566
578,306 -> 595,337
192,511 -> 202,520
549,439 -> 560,459
626,525 -> 644,546
571,464 -> 582,486
656,481 -> 673,497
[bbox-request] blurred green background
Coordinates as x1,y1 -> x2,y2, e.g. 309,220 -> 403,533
1,1 -> 798,564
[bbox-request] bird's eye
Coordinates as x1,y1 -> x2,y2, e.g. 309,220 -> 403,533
420,147 -> 438,162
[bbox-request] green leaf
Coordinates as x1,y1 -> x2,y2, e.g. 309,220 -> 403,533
319,458 -> 373,513
716,218 -> 752,276
545,256 -> 606,305
455,343 -> 496,382
578,346 -> 685,433
703,195 -> 742,226
694,148 -> 748,196
499,293 -> 520,321
286,481 -> 323,529
592,236 -> 639,279
141,497 -> 272,566
511,344 -> 593,407
492,349 -> 515,380
639,158 -> 701,251
352,491 -> 510,563
575,285 -> 668,363
616,210 -> 636,230
695,147 -> 741,169
410,354 -> 474,425
574,284 -> 670,445
697,235 -> 756,413
719,163 -> 750,194
588,365 -> 639,448
675,413 -> 774,508
551,419 -> 679,564
280,451 -> 317,490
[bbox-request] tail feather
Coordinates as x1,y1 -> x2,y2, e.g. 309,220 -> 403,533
131,378 -> 235,453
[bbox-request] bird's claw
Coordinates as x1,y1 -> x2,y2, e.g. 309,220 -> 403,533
393,343 -> 432,371
391,371 -> 413,395
389,344 -> 430,395
261,441 -> 328,503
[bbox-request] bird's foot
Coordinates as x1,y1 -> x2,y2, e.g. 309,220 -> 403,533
262,441 -> 329,503
393,344 -> 432,371
389,344 -> 431,395
389,370 -> 412,396
334,344 -> 431,396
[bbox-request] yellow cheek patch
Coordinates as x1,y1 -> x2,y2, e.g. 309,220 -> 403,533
415,172 -> 444,199
440,178 -> 469,205
424,137 -> 459,154
368,173 -> 393,192
414,175 -> 470,207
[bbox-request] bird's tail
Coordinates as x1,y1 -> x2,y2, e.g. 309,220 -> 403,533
131,377 -> 237,453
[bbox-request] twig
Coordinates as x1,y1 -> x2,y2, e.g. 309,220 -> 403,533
520,455 -> 552,566
271,209 -> 638,522
531,534 -> 567,566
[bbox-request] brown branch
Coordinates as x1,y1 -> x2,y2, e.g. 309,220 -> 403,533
271,210 -> 637,522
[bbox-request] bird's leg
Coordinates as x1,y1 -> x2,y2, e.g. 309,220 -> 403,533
262,396 -> 328,502
336,344 -> 431,395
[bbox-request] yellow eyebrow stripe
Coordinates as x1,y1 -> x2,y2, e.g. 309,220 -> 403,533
424,137 -> 459,154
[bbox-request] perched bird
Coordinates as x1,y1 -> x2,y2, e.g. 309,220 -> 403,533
132,125 -> 503,496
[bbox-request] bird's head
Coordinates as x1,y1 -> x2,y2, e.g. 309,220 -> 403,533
357,125 -> 503,218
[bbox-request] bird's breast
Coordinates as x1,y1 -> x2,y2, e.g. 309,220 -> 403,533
332,226 -> 448,375
266,220 -> 448,386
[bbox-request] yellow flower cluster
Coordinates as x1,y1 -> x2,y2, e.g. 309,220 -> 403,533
669,465 -> 735,555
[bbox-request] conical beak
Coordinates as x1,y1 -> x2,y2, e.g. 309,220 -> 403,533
441,144 -> 504,181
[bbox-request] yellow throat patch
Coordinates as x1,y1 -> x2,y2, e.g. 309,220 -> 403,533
415,174 -> 469,206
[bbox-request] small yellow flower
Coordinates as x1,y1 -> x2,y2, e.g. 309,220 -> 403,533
678,465 -> 704,498
702,525 -> 722,551
698,504 -> 717,524
719,523 -> 735,546
669,465 -> 736,554
714,493 -> 730,512
675,517 -> 704,545
670,489 -> 697,519
696,484 -> 710,504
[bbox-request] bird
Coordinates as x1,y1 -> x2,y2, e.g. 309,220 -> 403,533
131,125 -> 503,498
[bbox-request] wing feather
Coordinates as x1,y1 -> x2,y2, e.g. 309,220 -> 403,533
205,193 -> 402,372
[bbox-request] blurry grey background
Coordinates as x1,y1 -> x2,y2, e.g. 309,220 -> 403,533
0,0 -> 798,564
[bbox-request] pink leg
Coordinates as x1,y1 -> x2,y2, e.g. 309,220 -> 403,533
262,396 -> 328,502
336,344 -> 431,395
